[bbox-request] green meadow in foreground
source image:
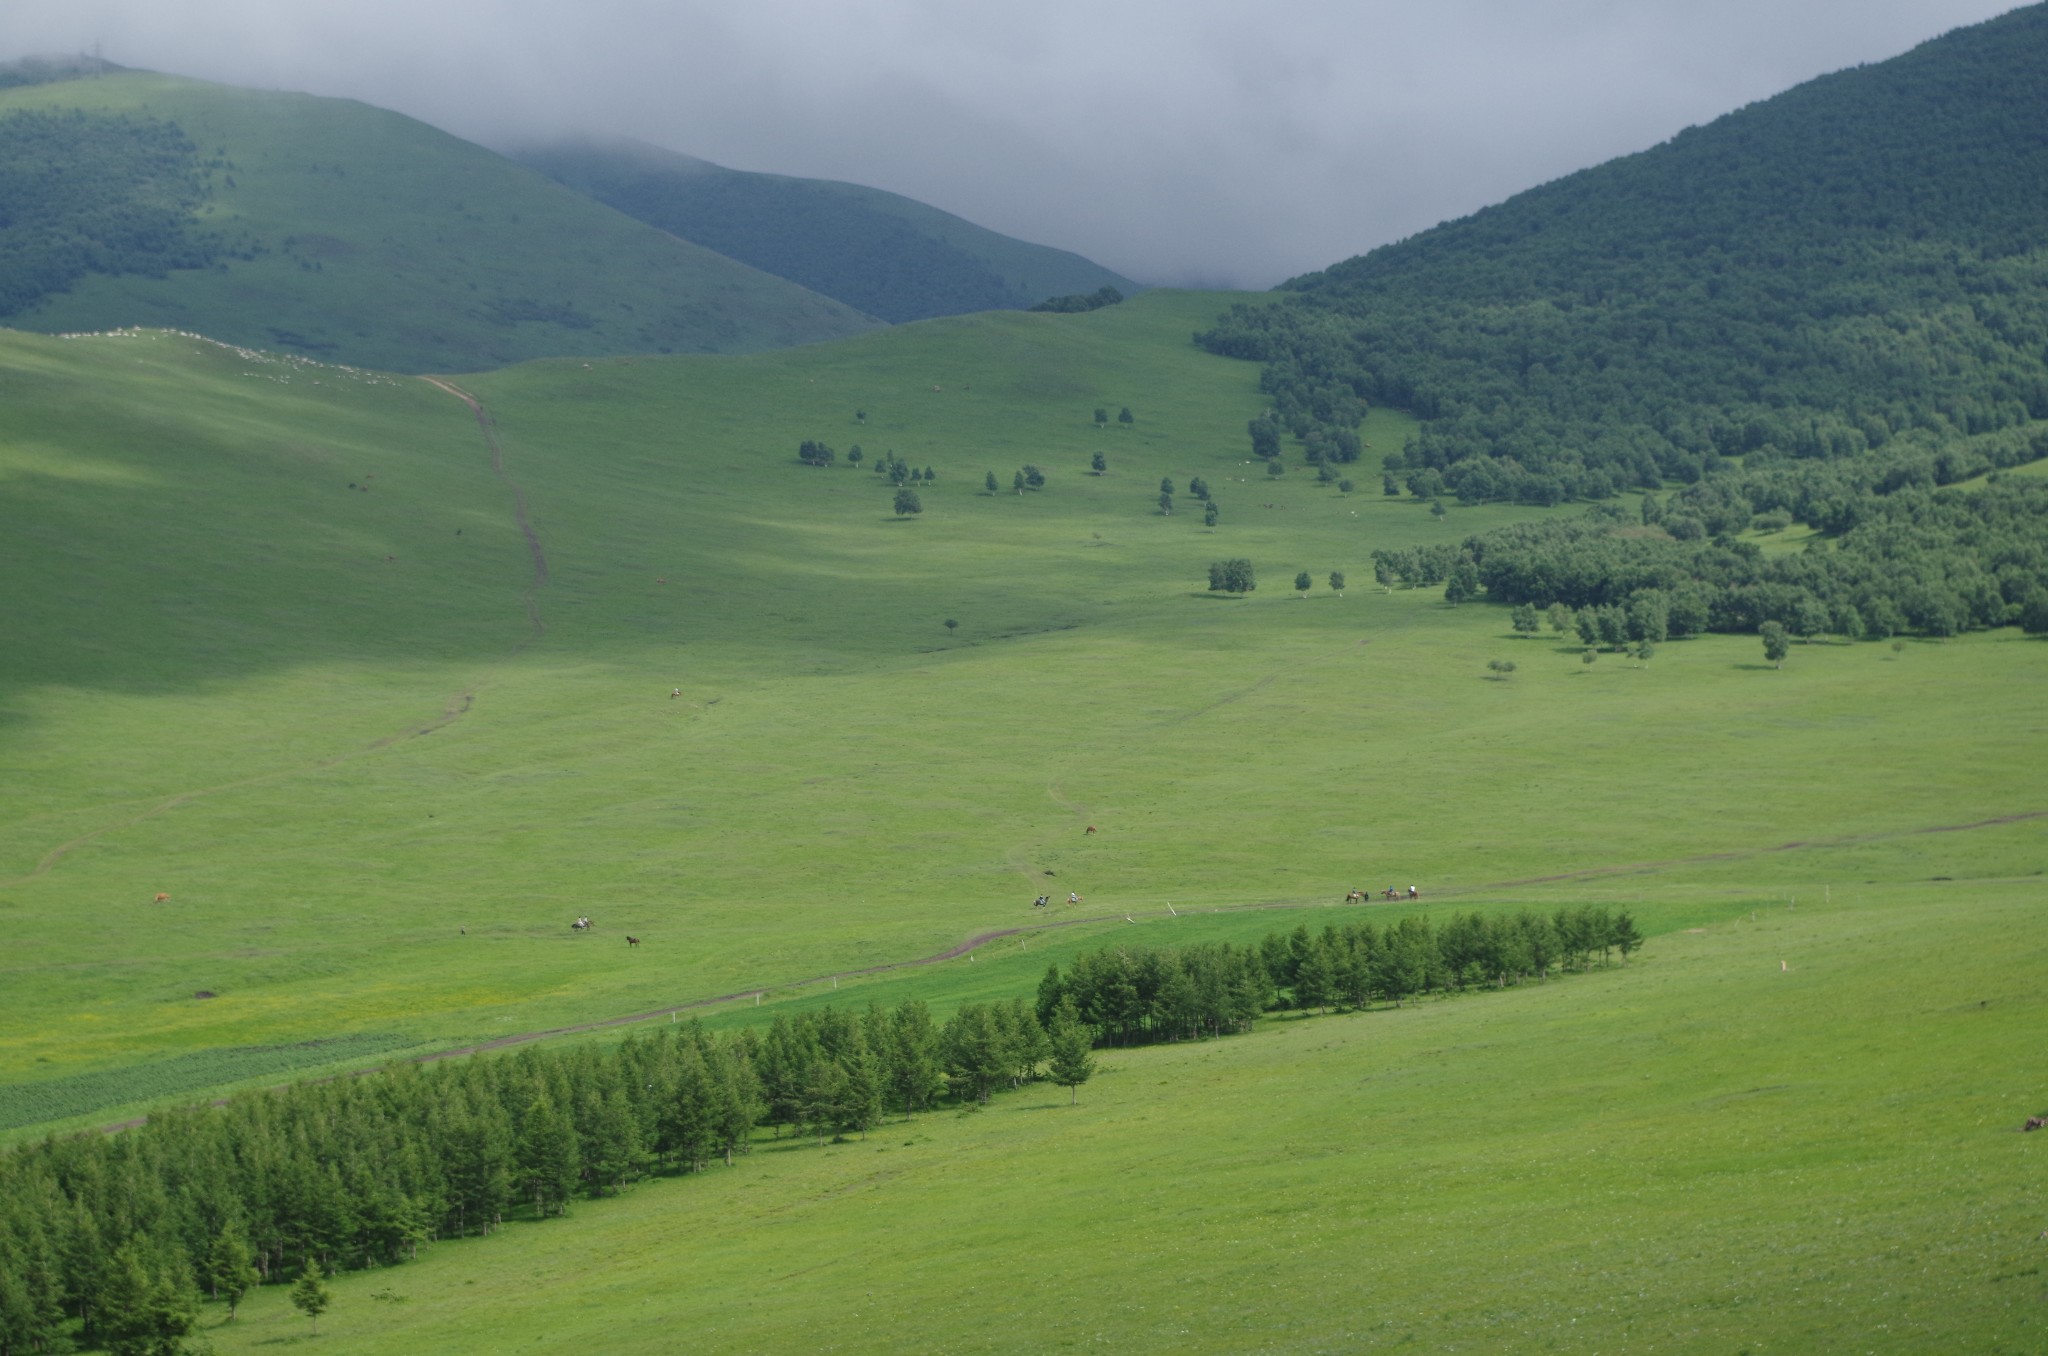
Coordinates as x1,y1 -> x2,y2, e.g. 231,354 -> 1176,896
196,877 -> 2046,1355
1,289 -> 2043,1135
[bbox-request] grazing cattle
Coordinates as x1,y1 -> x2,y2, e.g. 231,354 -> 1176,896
153,892 -> 170,903
626,935 -> 641,948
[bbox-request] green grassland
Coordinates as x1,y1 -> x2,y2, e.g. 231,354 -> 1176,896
2,288 -> 2043,1135
200,877 -> 2046,1355
2,287 -> 2044,1350
0,72 -> 879,371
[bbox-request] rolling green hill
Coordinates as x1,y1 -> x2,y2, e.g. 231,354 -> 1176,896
513,136 -> 1141,323
1,284 -> 2044,1352
1201,2 -> 2048,505
0,71 -> 881,371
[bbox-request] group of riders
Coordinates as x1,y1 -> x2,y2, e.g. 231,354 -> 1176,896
570,916 -> 594,931
1032,893 -> 1082,908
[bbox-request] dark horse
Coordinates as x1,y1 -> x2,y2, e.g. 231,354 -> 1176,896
625,935 -> 641,947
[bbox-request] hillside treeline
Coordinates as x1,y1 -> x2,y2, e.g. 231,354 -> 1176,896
0,908 -> 1640,1351
0,109 -> 231,316
1040,905 -> 1641,1043
1372,474 -> 2048,640
0,998 -> 1067,1352
1196,6 -> 2048,508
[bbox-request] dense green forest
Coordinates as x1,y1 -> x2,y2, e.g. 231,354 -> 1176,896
1369,472 -> 2048,642
0,908 -> 1637,1352
1198,4 -> 2048,507
0,108 -> 242,315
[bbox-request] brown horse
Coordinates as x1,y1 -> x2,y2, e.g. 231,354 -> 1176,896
153,892 -> 171,904
1085,825 -> 1097,835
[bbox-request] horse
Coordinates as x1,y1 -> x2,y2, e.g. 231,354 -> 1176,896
1345,889 -> 1364,903
1084,825 -> 1097,835
625,936 -> 641,948
153,892 -> 171,904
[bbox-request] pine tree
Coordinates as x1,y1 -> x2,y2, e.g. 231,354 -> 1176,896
515,1092 -> 578,1217
206,1225 -> 258,1321
1047,998 -> 1097,1105
290,1259 -> 331,1336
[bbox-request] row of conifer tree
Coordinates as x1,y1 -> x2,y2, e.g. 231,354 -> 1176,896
0,905 -> 1638,1352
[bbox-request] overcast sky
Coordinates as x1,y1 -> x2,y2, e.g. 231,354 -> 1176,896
2,0 -> 2024,287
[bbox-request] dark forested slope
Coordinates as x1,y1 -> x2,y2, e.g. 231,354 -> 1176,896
1199,3 -> 2048,506
515,137 -> 1140,323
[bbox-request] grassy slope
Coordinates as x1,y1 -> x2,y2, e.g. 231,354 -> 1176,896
2,289 -> 2043,1116
0,73 -> 879,371
515,137 -> 1140,319
207,879 -> 2046,1355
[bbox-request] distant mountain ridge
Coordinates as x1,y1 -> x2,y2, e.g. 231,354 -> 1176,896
513,137 -> 1140,324
0,72 -> 879,372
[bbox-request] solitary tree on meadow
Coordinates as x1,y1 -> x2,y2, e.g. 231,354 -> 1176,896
1047,998 -> 1096,1104
1158,491 -> 1174,515
1208,558 -> 1255,593
986,470 -> 1000,494
1761,621 -> 1790,668
291,1261 -> 332,1336
894,488 -> 923,517
1295,571 -> 1313,597
1094,407 -> 1109,429
1204,501 -> 1219,528
1091,450 -> 1107,475
1329,571 -> 1346,596
1118,406 -> 1134,425
1511,603 -> 1540,636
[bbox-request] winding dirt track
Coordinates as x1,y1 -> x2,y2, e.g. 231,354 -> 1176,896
83,796 -> 2041,1134
270,804 -> 2048,1066
419,377 -> 549,636
4,381 -> 541,892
